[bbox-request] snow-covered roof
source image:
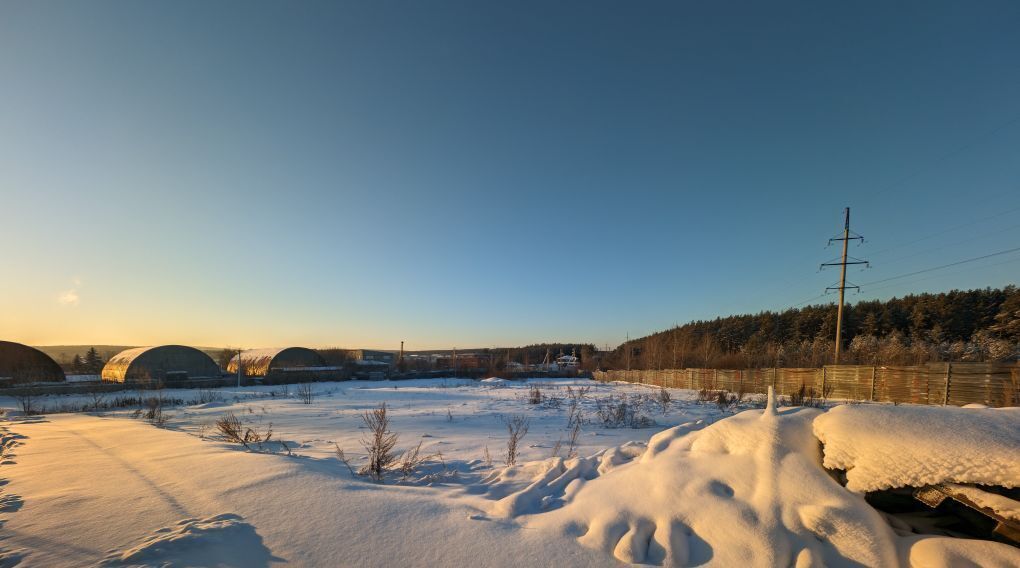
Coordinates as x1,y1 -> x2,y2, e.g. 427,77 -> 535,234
0,340 -> 65,383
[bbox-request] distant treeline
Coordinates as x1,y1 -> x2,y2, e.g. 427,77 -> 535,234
602,286 -> 1020,370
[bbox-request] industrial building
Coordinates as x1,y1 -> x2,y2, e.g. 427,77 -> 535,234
0,340 -> 66,384
346,349 -> 396,365
227,347 -> 343,382
101,345 -> 222,383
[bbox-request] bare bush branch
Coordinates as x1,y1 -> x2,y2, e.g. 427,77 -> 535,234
527,385 -> 543,405
504,414 -> 530,466
566,421 -> 582,458
334,443 -> 357,476
657,387 -> 672,414
360,403 -> 398,481
296,383 -> 314,404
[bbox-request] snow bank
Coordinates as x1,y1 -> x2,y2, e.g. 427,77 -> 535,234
813,405 -> 1020,492
900,535 -> 1020,568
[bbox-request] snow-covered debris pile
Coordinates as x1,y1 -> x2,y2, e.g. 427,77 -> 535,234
492,392 -> 904,567
943,483 -> 1020,521
813,405 -> 1020,493
487,391 -> 1020,567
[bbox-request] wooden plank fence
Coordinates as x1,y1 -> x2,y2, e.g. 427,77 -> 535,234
594,362 -> 1020,408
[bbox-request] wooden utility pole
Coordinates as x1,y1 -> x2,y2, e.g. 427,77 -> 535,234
821,208 -> 868,364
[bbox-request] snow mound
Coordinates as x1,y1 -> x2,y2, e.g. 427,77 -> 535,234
492,390 -> 1020,567
100,514 -> 278,567
496,396 -> 904,566
484,438 -> 674,518
813,405 -> 1020,492
481,377 -> 508,384
901,534 -> 1020,568
191,401 -> 229,409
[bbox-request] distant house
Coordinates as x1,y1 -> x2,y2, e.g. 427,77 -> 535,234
0,341 -> 66,385
555,354 -> 580,370
228,347 -> 344,383
101,345 -> 221,384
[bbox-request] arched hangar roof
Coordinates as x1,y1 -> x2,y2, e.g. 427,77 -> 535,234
227,347 -> 326,377
0,341 -> 65,384
101,345 -> 221,383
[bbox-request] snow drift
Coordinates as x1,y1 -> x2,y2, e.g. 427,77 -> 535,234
490,391 -> 1020,567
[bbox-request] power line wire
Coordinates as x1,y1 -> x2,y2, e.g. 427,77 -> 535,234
867,202 -> 1020,258
870,221 -> 1020,269
859,246 -> 1020,287
869,114 -> 1020,198
859,254 -> 1020,295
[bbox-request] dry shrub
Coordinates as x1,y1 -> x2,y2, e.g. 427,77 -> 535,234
566,420 -> 581,458
657,387 -> 672,413
194,389 -> 220,405
504,414 -> 530,466
216,411 -> 273,449
549,437 -> 563,458
361,403 -> 398,481
216,412 -> 244,442
696,387 -> 716,402
787,384 -> 828,408
527,385 -> 543,405
594,397 -> 654,428
565,385 -> 590,401
297,383 -> 314,404
13,392 -> 36,415
715,390 -> 737,410
397,441 -> 440,479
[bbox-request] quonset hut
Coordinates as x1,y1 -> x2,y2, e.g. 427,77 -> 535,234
0,341 -> 65,384
227,347 -> 341,383
101,345 -> 221,384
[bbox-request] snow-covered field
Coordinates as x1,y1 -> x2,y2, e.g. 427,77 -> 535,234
0,378 -> 1017,567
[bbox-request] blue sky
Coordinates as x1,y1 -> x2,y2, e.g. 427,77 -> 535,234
1,1 -> 1019,349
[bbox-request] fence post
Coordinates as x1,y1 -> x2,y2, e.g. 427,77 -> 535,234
821,366 -> 827,397
943,363 -> 951,406
771,368 -> 777,393
870,366 -> 876,401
